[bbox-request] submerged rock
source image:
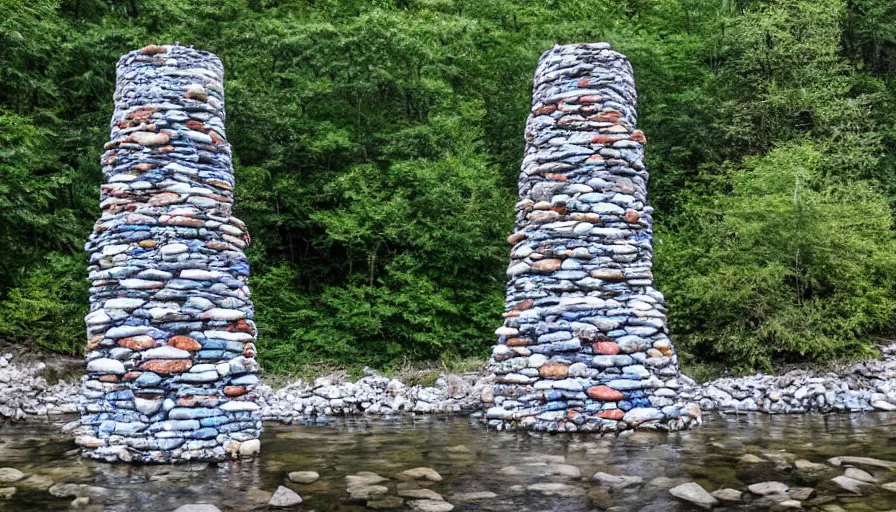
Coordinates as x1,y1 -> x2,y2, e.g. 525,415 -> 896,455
669,482 -> 718,509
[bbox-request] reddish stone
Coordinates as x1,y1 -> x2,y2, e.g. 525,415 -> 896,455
185,120 -> 205,130
623,209 -> 640,223
580,95 -> 602,104
224,386 -> 247,397
577,78 -> 591,87
544,173 -> 567,182
517,299 -> 534,310
128,109 -> 156,121
205,179 -> 233,191
140,44 -> 166,56
631,130 -> 647,144
227,319 -> 254,333
507,233 -> 526,245
119,335 -> 156,351
531,259 -> 562,272
133,163 -> 153,171
123,371 -> 142,381
503,310 -> 521,318
243,343 -> 257,358
98,375 -> 120,383
140,359 -> 192,374
593,341 -> 621,355
116,121 -> 132,128
587,386 -> 625,401
597,409 -> 625,420
534,105 -> 557,115
157,145 -> 175,153
210,131 -> 225,144
591,135 -> 623,144
506,337 -> 531,347
539,361 -> 570,379
178,396 -> 199,407
87,335 -> 103,351
168,335 -> 201,351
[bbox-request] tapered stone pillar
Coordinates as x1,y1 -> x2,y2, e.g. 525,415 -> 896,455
77,45 -> 262,462
483,43 -> 700,433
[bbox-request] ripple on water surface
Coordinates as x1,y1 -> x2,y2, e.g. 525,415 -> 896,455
1,413 -> 896,511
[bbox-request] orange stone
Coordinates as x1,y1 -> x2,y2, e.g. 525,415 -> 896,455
138,240 -> 157,248
227,319 -> 254,333
631,130 -> 647,144
591,135 -> 622,144
506,337 -> 531,347
133,163 -> 153,171
157,145 -> 175,153
539,361 -> 569,379
534,104 -> 557,115
623,209 -> 640,223
531,259 -> 562,272
597,409 -> 625,420
140,359 -> 192,374
168,335 -> 201,351
593,341 -> 620,355
587,386 -> 625,401
507,232 -> 526,245
516,299 -> 534,310
224,386 -> 247,397
544,173 -> 567,182
185,120 -> 205,130
98,375 -> 119,382
119,335 -> 156,351
140,44 -> 166,55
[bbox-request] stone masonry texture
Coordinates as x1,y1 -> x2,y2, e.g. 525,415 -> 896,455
77,45 -> 262,462
483,43 -> 701,433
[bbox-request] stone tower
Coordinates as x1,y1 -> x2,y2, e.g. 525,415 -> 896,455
77,45 -> 262,462
484,43 -> 700,433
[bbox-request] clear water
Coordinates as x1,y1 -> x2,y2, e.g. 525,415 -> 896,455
2,412 -> 896,511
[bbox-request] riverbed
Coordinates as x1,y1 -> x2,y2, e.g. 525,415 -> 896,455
2,412 -> 896,511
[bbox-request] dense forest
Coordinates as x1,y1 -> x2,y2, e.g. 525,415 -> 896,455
1,0 -> 895,376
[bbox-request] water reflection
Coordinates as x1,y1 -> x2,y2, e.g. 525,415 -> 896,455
1,412 -> 896,511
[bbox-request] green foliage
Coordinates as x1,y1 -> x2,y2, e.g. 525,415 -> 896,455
0,253 -> 87,354
657,143 -> 896,372
1,0 -> 896,374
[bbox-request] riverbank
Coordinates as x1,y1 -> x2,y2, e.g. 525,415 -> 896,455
2,342 -> 895,423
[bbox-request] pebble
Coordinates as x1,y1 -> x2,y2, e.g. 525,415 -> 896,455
268,486 -> 303,507
400,467 -> 442,481
407,500 -> 454,512
710,488 -> 742,502
830,475 -> 870,494
0,468 -> 25,483
287,470 -> 320,483
591,472 -> 643,489
398,488 -> 444,500
748,482 -> 790,495
77,45 -> 261,463
172,505 -> 221,512
669,482 -> 718,510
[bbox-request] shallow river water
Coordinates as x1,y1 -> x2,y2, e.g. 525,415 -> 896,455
2,412 -> 896,511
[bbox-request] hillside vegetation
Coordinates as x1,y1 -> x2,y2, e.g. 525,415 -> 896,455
1,0 -> 895,374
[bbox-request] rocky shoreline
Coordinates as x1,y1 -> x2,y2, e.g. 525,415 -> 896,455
1,342 -> 895,424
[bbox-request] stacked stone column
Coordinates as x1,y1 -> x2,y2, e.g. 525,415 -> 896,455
484,43 -> 700,433
77,45 -> 262,462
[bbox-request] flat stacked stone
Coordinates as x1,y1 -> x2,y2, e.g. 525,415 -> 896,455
77,45 -> 262,462
483,43 -> 700,433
